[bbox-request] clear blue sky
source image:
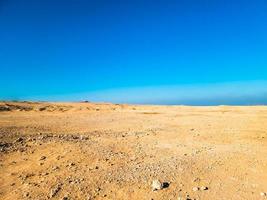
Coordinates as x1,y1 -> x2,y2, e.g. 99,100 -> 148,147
0,0 -> 267,104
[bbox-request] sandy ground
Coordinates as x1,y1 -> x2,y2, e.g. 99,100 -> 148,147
0,101 -> 267,200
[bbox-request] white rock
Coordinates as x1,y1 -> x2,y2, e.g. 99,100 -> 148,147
192,187 -> 199,191
260,192 -> 266,196
152,180 -> 163,191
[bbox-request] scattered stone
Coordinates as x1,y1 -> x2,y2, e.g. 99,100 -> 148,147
192,187 -> 199,191
152,180 -> 163,191
0,143 -> 11,152
0,105 -> 11,111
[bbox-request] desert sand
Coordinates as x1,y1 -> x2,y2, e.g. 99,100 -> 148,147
0,101 -> 267,200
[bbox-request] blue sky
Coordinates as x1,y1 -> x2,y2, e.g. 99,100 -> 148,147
0,0 -> 267,104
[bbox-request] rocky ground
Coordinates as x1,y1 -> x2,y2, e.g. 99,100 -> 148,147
0,101 -> 267,200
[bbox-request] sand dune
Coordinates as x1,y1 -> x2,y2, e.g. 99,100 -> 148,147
1,102 -> 267,200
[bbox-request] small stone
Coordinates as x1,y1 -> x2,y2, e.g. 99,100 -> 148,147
152,180 -> 163,191
15,137 -> 23,143
193,177 -> 200,182
23,192 -> 29,197
178,196 -> 191,200
200,186 -> 208,191
50,184 -> 62,198
80,135 -> 89,140
62,195 -> 69,200
39,156 -> 46,161
192,187 -> 199,191
52,166 -> 59,170
72,135 -> 79,140
41,172 -> 49,176
260,192 -> 266,196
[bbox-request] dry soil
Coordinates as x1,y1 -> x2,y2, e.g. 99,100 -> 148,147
0,101 -> 267,200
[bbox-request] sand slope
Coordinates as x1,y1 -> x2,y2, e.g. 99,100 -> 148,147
0,102 -> 267,200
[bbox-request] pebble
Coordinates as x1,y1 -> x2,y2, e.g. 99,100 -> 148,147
192,187 -> 199,191
68,162 -> 75,167
260,192 -> 266,196
50,184 -> 62,198
193,177 -> 200,182
23,192 -> 29,197
52,166 -> 59,170
41,172 -> 49,176
39,156 -> 46,161
178,195 -> 192,200
62,195 -> 69,200
80,135 -> 89,140
152,180 -> 163,191
200,186 -> 208,191
15,137 -> 23,143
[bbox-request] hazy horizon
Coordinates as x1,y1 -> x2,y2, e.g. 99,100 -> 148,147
2,80 -> 266,106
